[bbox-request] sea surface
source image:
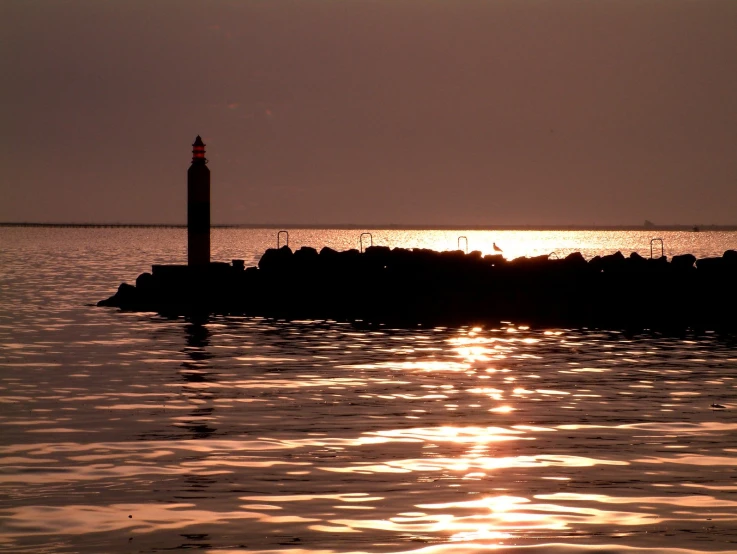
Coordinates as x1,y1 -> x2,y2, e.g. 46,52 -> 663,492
1,227 -> 737,554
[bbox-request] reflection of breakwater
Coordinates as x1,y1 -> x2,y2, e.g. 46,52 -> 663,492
99,246 -> 737,329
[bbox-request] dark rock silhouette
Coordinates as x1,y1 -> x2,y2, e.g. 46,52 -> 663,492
723,249 -> 737,266
135,272 -> 154,290
98,247 -> 737,330
696,257 -> 724,272
258,245 -> 294,271
671,253 -> 696,270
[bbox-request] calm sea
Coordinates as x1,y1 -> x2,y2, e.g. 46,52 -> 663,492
1,227 -> 737,554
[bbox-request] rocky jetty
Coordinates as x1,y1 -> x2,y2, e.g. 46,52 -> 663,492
98,247 -> 737,329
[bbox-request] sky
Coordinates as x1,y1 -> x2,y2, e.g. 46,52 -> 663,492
2,0 -> 736,226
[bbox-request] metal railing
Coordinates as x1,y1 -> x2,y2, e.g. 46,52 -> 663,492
457,236 -> 468,254
277,230 -> 289,249
650,238 -> 664,259
360,232 -> 373,253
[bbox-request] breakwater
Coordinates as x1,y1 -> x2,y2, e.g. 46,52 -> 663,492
98,246 -> 737,329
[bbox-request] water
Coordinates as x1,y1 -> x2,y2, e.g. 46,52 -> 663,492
1,227 -> 737,553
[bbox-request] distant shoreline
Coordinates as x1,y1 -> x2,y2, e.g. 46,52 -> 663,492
2,222 -> 737,232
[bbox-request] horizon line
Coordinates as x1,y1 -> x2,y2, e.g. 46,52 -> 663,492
2,222 -> 737,231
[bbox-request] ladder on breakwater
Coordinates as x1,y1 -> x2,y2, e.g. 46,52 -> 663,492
360,233 -> 373,253
277,230 -> 289,249
458,236 -> 468,254
650,238 -> 664,259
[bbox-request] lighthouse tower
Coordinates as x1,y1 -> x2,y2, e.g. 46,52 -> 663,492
188,136 -> 210,267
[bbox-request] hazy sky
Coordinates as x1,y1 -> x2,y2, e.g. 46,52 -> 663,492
2,1 -> 736,225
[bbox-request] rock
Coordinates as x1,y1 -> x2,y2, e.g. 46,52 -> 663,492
671,253 -> 696,270
135,272 -> 153,290
647,255 -> 668,268
114,282 -> 138,306
627,252 -> 648,269
336,249 -> 361,271
511,255 -> 549,269
440,250 -> 467,264
294,246 -> 319,267
97,282 -> 137,307
483,254 -> 505,266
97,296 -> 116,307
295,246 -> 318,258
364,245 -> 391,256
723,250 -> 737,268
600,251 -> 626,272
696,257 -> 724,271
118,282 -> 137,297
258,245 -> 293,271
564,252 -> 587,266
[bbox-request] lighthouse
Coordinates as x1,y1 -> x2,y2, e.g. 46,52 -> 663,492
188,135 -> 210,267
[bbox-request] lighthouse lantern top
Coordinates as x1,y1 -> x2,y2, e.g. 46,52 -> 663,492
192,135 -> 206,163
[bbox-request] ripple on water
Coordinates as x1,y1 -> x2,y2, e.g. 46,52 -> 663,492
2,227 -> 737,552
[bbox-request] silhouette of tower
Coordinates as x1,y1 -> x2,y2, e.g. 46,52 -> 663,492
188,136 -> 210,267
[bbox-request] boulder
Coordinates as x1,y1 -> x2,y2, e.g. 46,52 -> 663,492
600,251 -> 626,272
588,255 -> 603,272
99,282 -> 138,307
627,252 -> 649,268
671,253 -> 696,270
696,257 -> 724,271
647,256 -> 669,268
337,248 -> 361,269
294,246 -> 318,262
511,255 -> 549,268
258,245 -> 293,271
724,250 -> 737,268
564,252 -> 587,266
135,272 -> 154,290
364,245 -> 391,257
483,254 -> 505,266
